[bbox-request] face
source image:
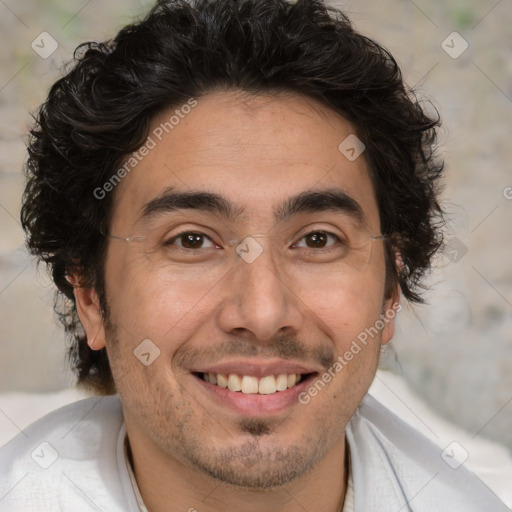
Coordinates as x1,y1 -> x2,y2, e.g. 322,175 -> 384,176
76,90 -> 398,489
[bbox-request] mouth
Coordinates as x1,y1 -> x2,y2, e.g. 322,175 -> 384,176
191,366 -> 319,417
195,371 -> 315,395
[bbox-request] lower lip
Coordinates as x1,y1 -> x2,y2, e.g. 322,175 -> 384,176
193,374 -> 316,417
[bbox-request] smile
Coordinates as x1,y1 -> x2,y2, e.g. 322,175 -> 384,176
198,372 -> 307,395
192,370 -> 318,417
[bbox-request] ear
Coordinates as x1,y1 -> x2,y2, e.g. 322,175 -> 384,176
68,274 -> 107,351
381,286 -> 401,346
380,248 -> 404,345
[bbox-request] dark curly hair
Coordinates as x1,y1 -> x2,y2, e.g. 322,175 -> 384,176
20,0 -> 444,395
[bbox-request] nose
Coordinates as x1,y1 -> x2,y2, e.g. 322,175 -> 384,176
215,240 -> 304,343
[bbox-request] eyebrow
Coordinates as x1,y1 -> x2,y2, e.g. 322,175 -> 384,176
276,189 -> 364,224
139,187 -> 365,225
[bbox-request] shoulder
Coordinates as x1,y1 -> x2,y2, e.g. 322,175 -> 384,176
0,395 -> 131,511
347,394 -> 509,511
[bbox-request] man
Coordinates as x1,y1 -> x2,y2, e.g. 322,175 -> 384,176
0,0 -> 508,510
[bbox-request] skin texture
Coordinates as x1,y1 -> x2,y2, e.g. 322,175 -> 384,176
74,91 -> 399,512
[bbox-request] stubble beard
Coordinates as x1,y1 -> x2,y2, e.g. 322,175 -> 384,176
102,307 -> 345,490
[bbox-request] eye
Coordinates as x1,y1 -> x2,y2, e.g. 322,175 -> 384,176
294,231 -> 340,249
166,231 -> 217,250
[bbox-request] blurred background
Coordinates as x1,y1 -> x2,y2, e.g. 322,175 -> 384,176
0,0 -> 511,454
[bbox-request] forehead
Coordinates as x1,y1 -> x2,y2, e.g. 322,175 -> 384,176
109,90 -> 379,232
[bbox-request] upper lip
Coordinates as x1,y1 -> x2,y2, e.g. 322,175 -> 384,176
191,359 -> 320,378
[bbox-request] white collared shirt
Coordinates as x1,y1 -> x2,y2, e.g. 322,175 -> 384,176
0,394 -> 506,511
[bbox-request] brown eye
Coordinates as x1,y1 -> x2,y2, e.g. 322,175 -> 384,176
296,231 -> 338,249
305,232 -> 327,248
169,232 -> 215,249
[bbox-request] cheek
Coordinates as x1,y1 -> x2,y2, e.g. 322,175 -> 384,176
296,267 -> 386,338
313,280 -> 384,403
104,249 -> 219,349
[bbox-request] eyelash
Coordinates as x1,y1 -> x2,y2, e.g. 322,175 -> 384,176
166,230 -> 343,250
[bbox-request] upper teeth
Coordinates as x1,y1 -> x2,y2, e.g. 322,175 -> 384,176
202,373 -> 302,395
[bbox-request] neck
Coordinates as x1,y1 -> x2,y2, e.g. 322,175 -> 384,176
125,429 -> 348,512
